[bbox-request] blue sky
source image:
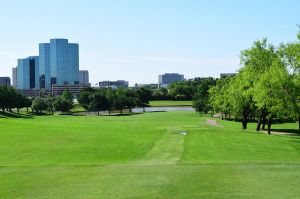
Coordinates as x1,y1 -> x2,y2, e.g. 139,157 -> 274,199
0,0 -> 299,85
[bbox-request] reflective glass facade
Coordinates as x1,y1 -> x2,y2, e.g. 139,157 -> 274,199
17,57 -> 39,90
39,39 -> 79,89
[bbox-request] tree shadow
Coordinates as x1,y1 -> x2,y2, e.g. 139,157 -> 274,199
103,113 -> 143,117
271,128 -> 300,135
0,111 -> 33,119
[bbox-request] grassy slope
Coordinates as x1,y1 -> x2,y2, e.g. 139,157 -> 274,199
0,112 -> 300,198
149,100 -> 192,107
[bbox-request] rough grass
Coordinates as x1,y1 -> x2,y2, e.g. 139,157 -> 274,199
0,112 -> 300,198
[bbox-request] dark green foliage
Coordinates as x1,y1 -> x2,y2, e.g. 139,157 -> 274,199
61,87 -> 73,102
0,85 -> 29,113
193,98 -> 210,114
136,88 -> 151,112
31,98 -> 48,114
89,91 -> 109,115
53,98 -> 73,113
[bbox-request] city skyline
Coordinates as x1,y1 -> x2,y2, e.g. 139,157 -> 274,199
0,0 -> 299,85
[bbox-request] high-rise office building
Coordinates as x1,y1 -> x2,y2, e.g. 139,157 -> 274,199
79,70 -> 89,85
39,39 -> 79,89
17,56 -> 39,90
0,77 -> 11,86
158,73 -> 184,87
12,67 -> 17,88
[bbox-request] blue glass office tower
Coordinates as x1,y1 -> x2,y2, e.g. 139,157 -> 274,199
39,39 -> 79,89
17,56 -> 39,89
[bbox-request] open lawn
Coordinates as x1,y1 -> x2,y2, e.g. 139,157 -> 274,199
0,112 -> 300,198
149,100 -> 193,107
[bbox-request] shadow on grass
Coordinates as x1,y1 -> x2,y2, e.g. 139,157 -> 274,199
271,129 -> 300,135
101,112 -> 143,117
0,111 -> 33,119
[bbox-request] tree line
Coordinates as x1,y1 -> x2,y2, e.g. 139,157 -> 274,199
77,87 -> 151,115
0,85 -> 31,113
208,32 -> 300,133
0,86 -> 74,115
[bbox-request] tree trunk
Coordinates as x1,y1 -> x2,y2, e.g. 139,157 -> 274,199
242,117 -> 248,129
256,113 -> 262,131
143,106 -> 145,113
17,108 -> 19,114
97,110 -> 99,115
262,116 -> 266,130
242,107 -> 250,130
108,108 -> 111,116
267,116 -> 273,135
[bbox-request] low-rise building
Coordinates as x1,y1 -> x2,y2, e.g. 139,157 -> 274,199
98,80 -> 129,89
158,73 -> 184,87
79,70 -> 89,85
52,84 -> 89,96
0,77 -> 11,86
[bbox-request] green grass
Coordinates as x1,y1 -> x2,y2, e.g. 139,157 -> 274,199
149,100 -> 193,107
0,112 -> 300,198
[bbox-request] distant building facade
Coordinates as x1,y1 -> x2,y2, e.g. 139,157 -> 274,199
39,39 -> 79,89
12,67 -> 17,88
52,84 -> 89,96
220,73 -> 236,79
79,70 -> 89,85
17,56 -> 39,90
98,80 -> 129,89
158,73 -> 184,88
0,77 -> 11,86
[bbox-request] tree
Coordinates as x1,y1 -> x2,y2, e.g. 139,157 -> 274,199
53,98 -> 73,113
52,88 -> 74,114
114,88 -> 127,115
61,87 -> 73,102
89,91 -> 109,115
24,97 -> 32,113
193,98 -> 210,114
136,88 -> 151,112
254,57 -> 294,134
31,98 -> 48,114
169,82 -> 193,100
124,89 -> 137,113
106,88 -> 115,115
77,90 -> 93,110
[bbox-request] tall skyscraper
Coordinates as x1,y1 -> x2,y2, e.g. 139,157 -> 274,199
17,56 -> 39,90
12,67 -> 17,88
39,39 -> 79,89
39,43 -> 50,89
79,70 -> 89,85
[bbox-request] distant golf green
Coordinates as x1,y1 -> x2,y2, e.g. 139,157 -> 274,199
149,100 -> 192,107
0,112 -> 300,198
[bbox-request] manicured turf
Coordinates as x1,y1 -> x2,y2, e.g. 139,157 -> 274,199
0,112 -> 300,198
149,100 -> 193,107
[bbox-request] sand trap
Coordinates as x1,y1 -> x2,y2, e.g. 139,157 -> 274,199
206,119 -> 223,127
180,132 -> 187,136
